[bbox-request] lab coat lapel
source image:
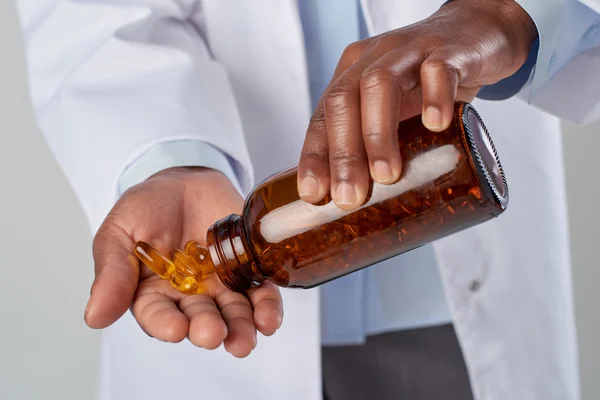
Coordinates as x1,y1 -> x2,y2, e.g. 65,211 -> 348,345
201,0 -> 312,181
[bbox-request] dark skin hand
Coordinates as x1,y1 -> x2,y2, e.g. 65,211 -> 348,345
85,168 -> 283,358
297,0 -> 538,210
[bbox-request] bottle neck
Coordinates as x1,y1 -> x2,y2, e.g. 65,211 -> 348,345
206,214 -> 264,292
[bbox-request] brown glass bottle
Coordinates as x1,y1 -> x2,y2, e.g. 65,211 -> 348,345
206,102 -> 508,293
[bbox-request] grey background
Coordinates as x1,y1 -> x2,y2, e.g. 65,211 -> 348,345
0,1 -> 598,399
0,2 -> 99,400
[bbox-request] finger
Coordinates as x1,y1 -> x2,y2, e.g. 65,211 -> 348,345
320,49 -> 418,206
421,48 -> 472,131
358,48 -> 429,185
324,42 -> 421,207
86,221 -> 140,329
247,281 -> 283,336
215,290 -> 257,358
359,65 -> 402,184
298,40 -> 371,204
298,105 -> 331,203
324,70 -> 370,210
131,278 -> 189,342
179,294 -> 228,349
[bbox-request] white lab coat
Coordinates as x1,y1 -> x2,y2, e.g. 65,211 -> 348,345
15,0 -> 600,399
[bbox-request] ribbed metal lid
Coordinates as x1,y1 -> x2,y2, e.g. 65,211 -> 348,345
461,103 -> 509,210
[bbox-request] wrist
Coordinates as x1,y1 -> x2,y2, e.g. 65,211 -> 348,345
452,0 -> 536,37
496,0 -> 538,69
147,166 -> 242,201
150,166 -> 229,182
442,0 -> 538,63
494,0 -> 538,41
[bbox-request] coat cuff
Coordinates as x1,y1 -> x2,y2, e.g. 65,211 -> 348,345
477,39 -> 539,101
509,0 -> 600,101
118,140 -> 244,195
472,0 -> 600,102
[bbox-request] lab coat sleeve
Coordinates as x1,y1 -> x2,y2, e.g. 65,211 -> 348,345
480,0 -> 600,125
117,140 -> 243,196
15,0 -> 254,230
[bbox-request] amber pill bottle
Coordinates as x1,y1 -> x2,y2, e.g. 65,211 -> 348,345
206,102 -> 508,293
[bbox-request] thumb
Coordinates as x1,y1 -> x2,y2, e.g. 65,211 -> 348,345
85,221 -> 139,329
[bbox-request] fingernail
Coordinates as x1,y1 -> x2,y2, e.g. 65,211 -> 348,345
373,160 -> 393,183
424,106 -> 443,131
335,182 -> 356,206
299,175 -> 319,197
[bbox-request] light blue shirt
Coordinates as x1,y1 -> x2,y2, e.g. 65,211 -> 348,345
117,0 -> 552,346
297,1 -> 451,345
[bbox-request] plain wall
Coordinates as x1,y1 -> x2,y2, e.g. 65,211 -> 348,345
0,2 -> 100,400
1,0 -> 599,399
563,120 -> 600,400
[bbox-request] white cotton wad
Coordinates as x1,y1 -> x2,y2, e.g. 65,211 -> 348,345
259,144 -> 461,244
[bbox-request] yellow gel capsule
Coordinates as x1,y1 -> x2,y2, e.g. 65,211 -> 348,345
134,241 -> 176,279
169,272 -> 199,295
184,241 -> 215,275
134,241 -> 212,295
170,249 -> 204,278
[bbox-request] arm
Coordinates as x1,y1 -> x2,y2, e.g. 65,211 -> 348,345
16,0 -> 254,230
478,0 -> 600,125
15,1 -> 282,357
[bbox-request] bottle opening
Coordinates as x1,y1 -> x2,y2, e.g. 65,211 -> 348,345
207,214 -> 263,293
461,104 -> 509,209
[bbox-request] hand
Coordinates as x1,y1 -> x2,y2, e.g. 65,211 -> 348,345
297,0 -> 537,210
84,168 -> 283,358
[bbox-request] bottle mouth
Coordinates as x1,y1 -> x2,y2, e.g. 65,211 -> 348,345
206,214 -> 261,293
460,103 -> 509,210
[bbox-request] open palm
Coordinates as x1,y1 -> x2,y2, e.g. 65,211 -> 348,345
84,167 -> 283,358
